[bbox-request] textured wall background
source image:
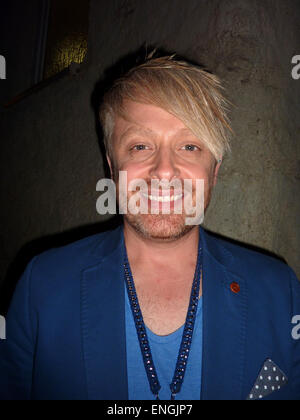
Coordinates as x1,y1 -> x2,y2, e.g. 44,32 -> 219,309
0,0 -> 299,311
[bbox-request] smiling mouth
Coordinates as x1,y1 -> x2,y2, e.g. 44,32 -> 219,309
141,192 -> 183,202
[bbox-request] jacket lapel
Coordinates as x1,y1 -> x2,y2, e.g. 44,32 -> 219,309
81,227 -> 128,400
200,228 -> 248,400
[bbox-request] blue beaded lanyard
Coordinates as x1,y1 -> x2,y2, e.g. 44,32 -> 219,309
123,238 -> 203,400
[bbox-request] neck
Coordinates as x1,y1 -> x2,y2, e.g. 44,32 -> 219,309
123,221 -> 199,271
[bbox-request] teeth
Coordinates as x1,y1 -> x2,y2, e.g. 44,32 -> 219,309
142,193 -> 183,202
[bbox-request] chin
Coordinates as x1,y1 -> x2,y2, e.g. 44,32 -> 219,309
125,213 -> 195,241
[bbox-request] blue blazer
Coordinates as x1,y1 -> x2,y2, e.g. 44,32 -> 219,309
0,226 -> 299,400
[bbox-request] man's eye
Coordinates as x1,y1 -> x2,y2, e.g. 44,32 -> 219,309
182,144 -> 199,151
132,144 -> 148,151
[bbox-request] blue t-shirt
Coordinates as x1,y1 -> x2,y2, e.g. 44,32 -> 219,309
125,283 -> 203,400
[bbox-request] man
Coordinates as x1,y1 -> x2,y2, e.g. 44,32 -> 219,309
0,55 -> 299,400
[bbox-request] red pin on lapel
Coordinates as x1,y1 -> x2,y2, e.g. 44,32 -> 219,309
230,282 -> 240,294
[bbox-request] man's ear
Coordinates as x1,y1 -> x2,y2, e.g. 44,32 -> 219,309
213,160 -> 222,187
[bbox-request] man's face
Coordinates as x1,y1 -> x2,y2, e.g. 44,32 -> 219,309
108,100 -> 221,241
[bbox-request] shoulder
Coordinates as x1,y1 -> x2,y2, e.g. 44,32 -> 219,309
202,228 -> 299,295
32,226 -> 122,271
19,226 -> 123,304
202,229 -> 300,342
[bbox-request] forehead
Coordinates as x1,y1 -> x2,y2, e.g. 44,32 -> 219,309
112,100 -> 195,140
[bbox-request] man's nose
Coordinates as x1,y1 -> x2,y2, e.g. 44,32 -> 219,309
149,147 -> 180,180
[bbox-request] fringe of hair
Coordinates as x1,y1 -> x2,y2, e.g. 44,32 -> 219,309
99,55 -> 232,161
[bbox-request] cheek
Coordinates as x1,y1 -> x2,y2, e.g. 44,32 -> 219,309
116,161 -> 152,182
183,166 -> 216,199
183,165 -> 211,184
112,164 -> 149,195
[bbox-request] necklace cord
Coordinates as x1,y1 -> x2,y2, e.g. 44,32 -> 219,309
124,239 -> 203,400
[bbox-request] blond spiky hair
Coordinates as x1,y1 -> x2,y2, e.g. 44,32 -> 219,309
99,54 -> 232,161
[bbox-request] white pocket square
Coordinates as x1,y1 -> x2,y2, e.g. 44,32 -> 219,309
247,359 -> 288,400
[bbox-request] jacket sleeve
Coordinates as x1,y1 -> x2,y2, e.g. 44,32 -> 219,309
289,267 -> 300,399
0,257 -> 37,400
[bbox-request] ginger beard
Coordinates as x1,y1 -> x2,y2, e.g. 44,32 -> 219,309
122,194 -> 193,241
115,173 -> 209,241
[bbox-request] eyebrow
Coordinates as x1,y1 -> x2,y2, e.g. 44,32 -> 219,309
120,125 -> 157,141
120,125 -> 195,142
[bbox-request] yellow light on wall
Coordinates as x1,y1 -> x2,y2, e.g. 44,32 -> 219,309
43,0 -> 90,80
45,33 -> 87,79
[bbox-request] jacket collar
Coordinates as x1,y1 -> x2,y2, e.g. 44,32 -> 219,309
89,224 -> 237,274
